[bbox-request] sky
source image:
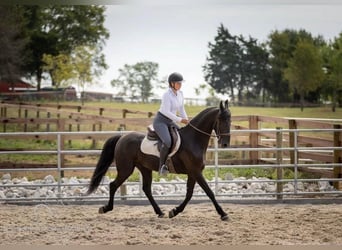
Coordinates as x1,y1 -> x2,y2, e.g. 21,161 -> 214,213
88,0 -> 342,99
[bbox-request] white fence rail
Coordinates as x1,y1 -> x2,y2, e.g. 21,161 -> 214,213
0,129 -> 342,204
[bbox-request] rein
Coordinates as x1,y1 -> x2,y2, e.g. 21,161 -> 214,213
188,122 -> 230,138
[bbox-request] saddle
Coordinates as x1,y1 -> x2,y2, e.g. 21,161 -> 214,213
140,124 -> 181,173
146,124 -> 179,152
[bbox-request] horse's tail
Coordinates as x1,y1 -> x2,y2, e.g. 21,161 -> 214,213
86,135 -> 122,195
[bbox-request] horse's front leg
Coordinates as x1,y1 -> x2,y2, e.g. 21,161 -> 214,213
194,172 -> 229,221
169,176 -> 196,218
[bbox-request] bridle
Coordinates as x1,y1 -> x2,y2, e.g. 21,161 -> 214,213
188,119 -> 230,140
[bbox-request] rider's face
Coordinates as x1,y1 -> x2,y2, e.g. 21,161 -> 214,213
172,81 -> 182,90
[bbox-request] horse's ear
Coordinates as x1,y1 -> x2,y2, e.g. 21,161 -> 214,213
219,100 -> 224,111
224,100 -> 229,109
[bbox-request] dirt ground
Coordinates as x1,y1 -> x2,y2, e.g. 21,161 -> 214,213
0,202 -> 342,245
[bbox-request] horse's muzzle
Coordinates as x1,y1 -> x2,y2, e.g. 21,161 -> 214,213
220,136 -> 230,148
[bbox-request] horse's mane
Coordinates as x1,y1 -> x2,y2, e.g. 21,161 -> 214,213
188,106 -> 219,125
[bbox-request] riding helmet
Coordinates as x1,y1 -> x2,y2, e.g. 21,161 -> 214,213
168,72 -> 184,84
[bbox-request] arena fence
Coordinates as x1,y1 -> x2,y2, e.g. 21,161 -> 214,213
0,128 -> 342,205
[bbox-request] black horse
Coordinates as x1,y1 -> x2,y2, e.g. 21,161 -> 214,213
87,100 -> 231,220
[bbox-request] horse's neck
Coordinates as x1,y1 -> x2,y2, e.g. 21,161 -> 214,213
181,108 -> 218,149
192,108 -> 218,133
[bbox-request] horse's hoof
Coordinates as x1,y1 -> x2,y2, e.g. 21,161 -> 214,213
221,214 -> 229,221
99,207 -> 105,214
158,213 -> 165,218
169,208 -> 177,218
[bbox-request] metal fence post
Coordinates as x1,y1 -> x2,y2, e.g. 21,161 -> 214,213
57,119 -> 65,178
57,133 -> 62,199
214,136 -> 219,195
276,127 -> 283,200
289,119 -> 297,165
333,124 -> 342,190
293,130 -> 299,194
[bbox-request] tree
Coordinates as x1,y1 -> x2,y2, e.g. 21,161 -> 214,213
111,61 -> 159,103
268,30 -> 298,103
322,33 -> 342,111
284,40 -> 324,111
267,29 -> 326,103
238,35 -> 269,103
71,46 -> 107,105
0,6 -> 26,83
42,53 -> 75,89
203,24 -> 240,102
21,5 -> 109,90
203,24 -> 269,104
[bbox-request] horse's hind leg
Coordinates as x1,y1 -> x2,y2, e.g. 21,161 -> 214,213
99,164 -> 134,214
139,167 -> 164,217
169,176 -> 196,218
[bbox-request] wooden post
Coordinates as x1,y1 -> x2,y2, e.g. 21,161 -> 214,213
0,106 -> 6,117
241,141 -> 246,160
3,119 -> 6,133
24,109 -> 28,132
1,106 -> 6,132
121,109 -> 128,131
77,108 -> 81,132
18,104 -> 21,118
68,115 -> 72,147
249,115 -> 259,163
333,124 -> 342,190
46,112 -> 51,132
91,123 -> 96,149
122,109 -> 127,118
99,108 -> 103,132
36,104 -> 40,130
4,106 -> 7,118
120,184 -> 127,200
276,127 -> 283,200
288,119 -> 297,165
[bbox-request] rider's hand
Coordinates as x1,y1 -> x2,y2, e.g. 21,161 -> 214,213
181,118 -> 189,124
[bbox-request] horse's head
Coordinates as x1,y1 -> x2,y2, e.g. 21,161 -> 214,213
214,100 -> 231,148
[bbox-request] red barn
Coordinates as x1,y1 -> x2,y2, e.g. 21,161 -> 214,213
0,79 -> 36,92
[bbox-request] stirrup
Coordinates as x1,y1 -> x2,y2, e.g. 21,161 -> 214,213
159,164 -> 169,176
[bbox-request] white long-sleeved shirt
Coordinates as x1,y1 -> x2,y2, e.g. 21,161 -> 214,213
159,88 -> 188,123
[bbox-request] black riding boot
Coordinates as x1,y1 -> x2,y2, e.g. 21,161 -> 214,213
159,143 -> 170,176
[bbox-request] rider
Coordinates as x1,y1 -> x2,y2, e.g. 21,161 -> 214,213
153,72 -> 189,175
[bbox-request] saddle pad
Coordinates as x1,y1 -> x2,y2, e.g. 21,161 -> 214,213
140,131 -> 181,158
